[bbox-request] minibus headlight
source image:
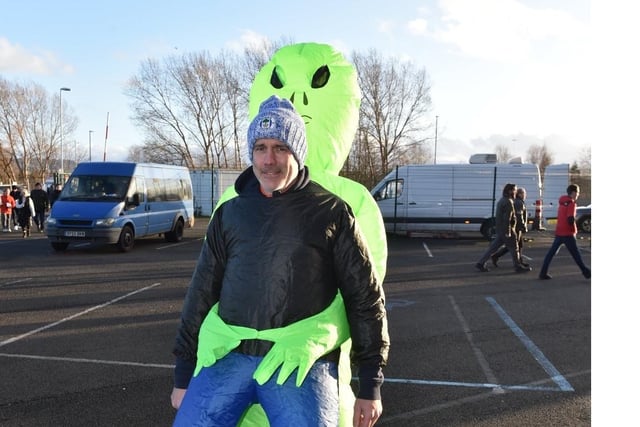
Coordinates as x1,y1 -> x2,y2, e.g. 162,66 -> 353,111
95,218 -> 116,227
46,217 -> 57,225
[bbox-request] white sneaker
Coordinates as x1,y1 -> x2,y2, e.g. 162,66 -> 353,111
14,225 -> 19,230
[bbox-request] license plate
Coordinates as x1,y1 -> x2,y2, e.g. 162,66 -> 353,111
64,231 -> 85,237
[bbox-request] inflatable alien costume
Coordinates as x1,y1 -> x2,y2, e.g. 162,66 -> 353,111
194,43 -> 388,426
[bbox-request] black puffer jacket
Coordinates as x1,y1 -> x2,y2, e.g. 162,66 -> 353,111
173,167 -> 389,399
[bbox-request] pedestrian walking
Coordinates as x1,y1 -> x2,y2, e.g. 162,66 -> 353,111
15,189 -> 36,237
1,187 -> 17,232
539,184 -> 591,280
475,183 -> 531,273
10,185 -> 21,230
492,186 -> 529,267
30,182 -> 49,232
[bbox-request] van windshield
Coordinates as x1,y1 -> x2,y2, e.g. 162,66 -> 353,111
59,175 -> 131,202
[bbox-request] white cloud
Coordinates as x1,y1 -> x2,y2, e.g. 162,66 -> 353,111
377,19 -> 395,35
407,18 -> 428,36
0,37 -> 71,75
225,30 -> 271,53
434,0 -> 588,63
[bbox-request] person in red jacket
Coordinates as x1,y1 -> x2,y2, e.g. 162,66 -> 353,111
539,184 -> 591,280
1,187 -> 17,232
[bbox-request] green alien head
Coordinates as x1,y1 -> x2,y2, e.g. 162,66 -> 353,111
249,43 -> 361,175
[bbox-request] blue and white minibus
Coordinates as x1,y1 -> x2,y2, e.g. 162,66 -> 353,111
46,162 -> 194,252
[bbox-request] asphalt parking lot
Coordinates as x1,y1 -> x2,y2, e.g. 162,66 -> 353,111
0,221 -> 591,426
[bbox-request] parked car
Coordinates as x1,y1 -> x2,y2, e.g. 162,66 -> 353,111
576,204 -> 591,233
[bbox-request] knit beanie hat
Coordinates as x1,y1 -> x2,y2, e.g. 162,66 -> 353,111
247,95 -> 307,170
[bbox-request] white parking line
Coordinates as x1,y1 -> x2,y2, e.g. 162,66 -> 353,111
449,295 -> 503,393
486,296 -> 574,392
156,237 -> 203,250
0,352 -> 173,369
422,242 -> 433,257
0,282 -> 163,348
379,370 -> 588,424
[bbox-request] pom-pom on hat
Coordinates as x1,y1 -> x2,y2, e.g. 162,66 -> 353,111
247,95 -> 307,170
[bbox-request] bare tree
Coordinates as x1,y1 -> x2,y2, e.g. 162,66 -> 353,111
125,51 -> 247,169
495,144 -> 514,163
351,49 -> 432,180
526,143 -> 554,176
0,78 -> 77,187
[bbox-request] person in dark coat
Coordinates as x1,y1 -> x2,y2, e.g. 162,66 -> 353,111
30,182 -> 49,232
491,186 -> 529,267
9,185 -> 21,230
171,96 -> 389,426
475,183 -> 532,273
49,184 -> 63,208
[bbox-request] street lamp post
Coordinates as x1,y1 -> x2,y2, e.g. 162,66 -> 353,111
89,130 -> 94,162
59,87 -> 71,174
434,115 -> 439,164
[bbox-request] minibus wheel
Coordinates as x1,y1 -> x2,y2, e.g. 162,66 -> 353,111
480,218 -> 496,241
165,219 -> 184,242
116,225 -> 135,252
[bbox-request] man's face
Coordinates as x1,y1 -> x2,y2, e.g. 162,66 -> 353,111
252,138 -> 299,195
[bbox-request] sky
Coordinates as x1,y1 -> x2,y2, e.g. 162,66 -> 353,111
1,0 -> 600,167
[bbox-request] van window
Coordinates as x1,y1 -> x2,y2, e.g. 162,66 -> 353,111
378,179 -> 404,200
60,175 -> 131,202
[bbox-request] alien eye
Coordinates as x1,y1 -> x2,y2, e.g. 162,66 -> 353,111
270,67 -> 284,89
311,65 -> 330,88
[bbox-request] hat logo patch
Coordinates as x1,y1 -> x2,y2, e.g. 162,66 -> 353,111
259,118 -> 273,129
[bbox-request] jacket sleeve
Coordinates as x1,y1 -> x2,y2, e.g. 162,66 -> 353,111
332,206 -> 389,400
172,210 -> 227,386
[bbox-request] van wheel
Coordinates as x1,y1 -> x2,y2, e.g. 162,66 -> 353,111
165,219 -> 184,243
116,225 -> 134,252
51,242 -> 69,252
480,219 -> 496,241
577,215 -> 591,233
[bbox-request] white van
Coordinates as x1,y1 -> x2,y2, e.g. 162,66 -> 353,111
371,157 -> 567,239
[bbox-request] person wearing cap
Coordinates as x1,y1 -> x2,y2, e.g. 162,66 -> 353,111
172,95 -> 389,426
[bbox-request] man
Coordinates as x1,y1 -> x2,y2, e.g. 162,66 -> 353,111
491,186 -> 529,267
30,182 -> 49,232
49,184 -> 63,208
171,96 -> 389,426
10,185 -> 21,230
1,187 -> 16,232
475,183 -> 532,273
539,184 -> 591,280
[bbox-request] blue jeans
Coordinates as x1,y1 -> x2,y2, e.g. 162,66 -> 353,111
173,352 -> 339,427
539,235 -> 589,276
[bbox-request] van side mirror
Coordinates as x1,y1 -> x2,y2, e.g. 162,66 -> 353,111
373,191 -> 382,201
126,193 -> 141,209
